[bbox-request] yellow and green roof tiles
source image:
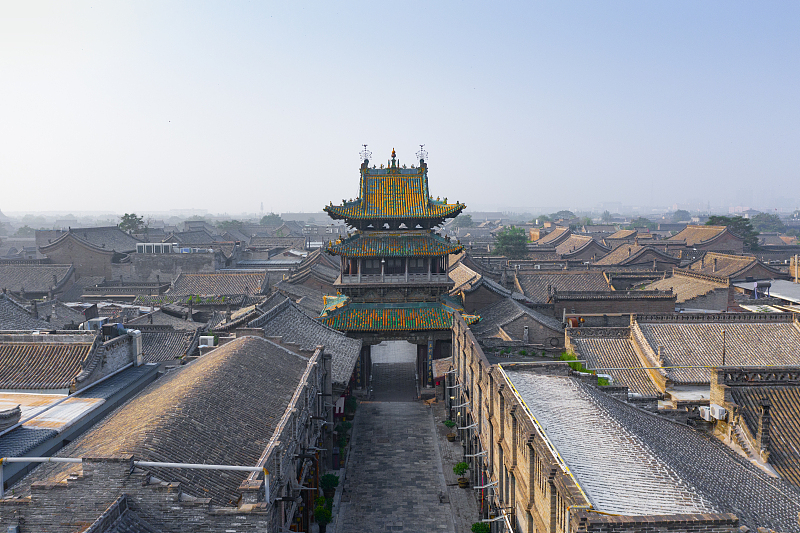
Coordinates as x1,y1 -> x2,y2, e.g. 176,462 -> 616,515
327,232 -> 463,258
325,175 -> 464,220
317,301 -> 479,332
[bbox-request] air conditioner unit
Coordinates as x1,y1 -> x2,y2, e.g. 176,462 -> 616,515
698,406 -> 713,422
199,336 -> 216,347
709,404 -> 727,420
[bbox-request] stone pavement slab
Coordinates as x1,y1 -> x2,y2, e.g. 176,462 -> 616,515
336,401 -> 455,533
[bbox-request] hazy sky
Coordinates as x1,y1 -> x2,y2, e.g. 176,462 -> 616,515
1,2 -> 798,215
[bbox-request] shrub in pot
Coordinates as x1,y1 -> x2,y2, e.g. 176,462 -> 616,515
314,505 -> 332,533
472,523 -> 491,533
320,473 -> 339,499
443,419 -> 457,441
453,462 -> 470,488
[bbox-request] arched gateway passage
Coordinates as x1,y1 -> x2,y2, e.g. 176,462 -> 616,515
369,340 -> 417,401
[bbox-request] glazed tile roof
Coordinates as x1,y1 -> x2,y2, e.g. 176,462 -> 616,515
516,271 -> 611,303
0,294 -> 53,330
327,231 -> 463,257
644,273 -> 728,304
732,385 -> 800,487
0,264 -> 74,294
16,336 -> 312,504
325,158 -> 464,221
470,297 -> 561,338
168,271 -> 267,296
317,301 -> 479,332
249,296 -> 361,388
568,333 -> 661,397
668,225 -> 735,246
505,371 -> 800,529
0,338 -> 95,390
636,321 -> 800,384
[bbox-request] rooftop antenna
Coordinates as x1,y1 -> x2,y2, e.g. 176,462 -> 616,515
416,144 -> 428,162
359,144 -> 372,162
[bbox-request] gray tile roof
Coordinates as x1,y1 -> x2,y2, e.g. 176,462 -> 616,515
30,300 -> 86,329
0,264 -> 74,294
137,327 -> 200,362
168,271 -> 268,296
0,294 -> 53,330
568,333 -> 661,397
0,365 -> 157,458
60,276 -> 106,302
125,310 -> 203,331
56,227 -> 141,253
249,296 -> 361,388
15,336 -> 312,505
275,280 -> 327,315
636,321 -> 800,384
470,297 -> 562,338
505,371 -> 800,530
0,334 -> 96,389
516,271 -> 611,302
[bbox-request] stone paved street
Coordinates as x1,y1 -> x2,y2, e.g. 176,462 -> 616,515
336,359 -> 461,533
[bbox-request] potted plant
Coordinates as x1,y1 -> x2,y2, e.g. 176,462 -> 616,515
443,419 -> 457,441
453,462 -> 469,488
314,505 -> 332,533
320,473 -> 339,499
471,522 -> 491,533
344,396 -> 357,420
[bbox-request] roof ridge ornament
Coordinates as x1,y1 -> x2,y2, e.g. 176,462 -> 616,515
359,144 -> 372,163
416,144 -> 428,163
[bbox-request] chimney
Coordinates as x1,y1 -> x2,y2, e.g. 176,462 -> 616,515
756,398 -> 771,461
31,300 -> 38,318
628,247 -> 631,257
523,325 -> 529,344
53,274 -> 58,288
701,255 -> 705,268
713,258 -> 718,273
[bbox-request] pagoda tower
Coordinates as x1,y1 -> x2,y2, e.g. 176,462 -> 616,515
318,148 -> 478,389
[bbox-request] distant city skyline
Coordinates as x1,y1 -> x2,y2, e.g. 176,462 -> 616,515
1,2 -> 798,213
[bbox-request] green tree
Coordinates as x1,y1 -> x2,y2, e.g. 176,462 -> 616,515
453,214 -> 474,228
550,210 -> 575,220
494,226 -> 528,258
601,210 -> 613,223
627,217 -> 656,230
580,216 -> 592,226
750,213 -> 785,233
14,225 -> 36,237
706,216 -> 759,250
216,219 -> 243,230
119,213 -> 144,233
672,209 -> 691,222
260,212 -> 282,226
533,214 -> 551,224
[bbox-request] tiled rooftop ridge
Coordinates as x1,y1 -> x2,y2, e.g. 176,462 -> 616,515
502,370 -> 718,515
